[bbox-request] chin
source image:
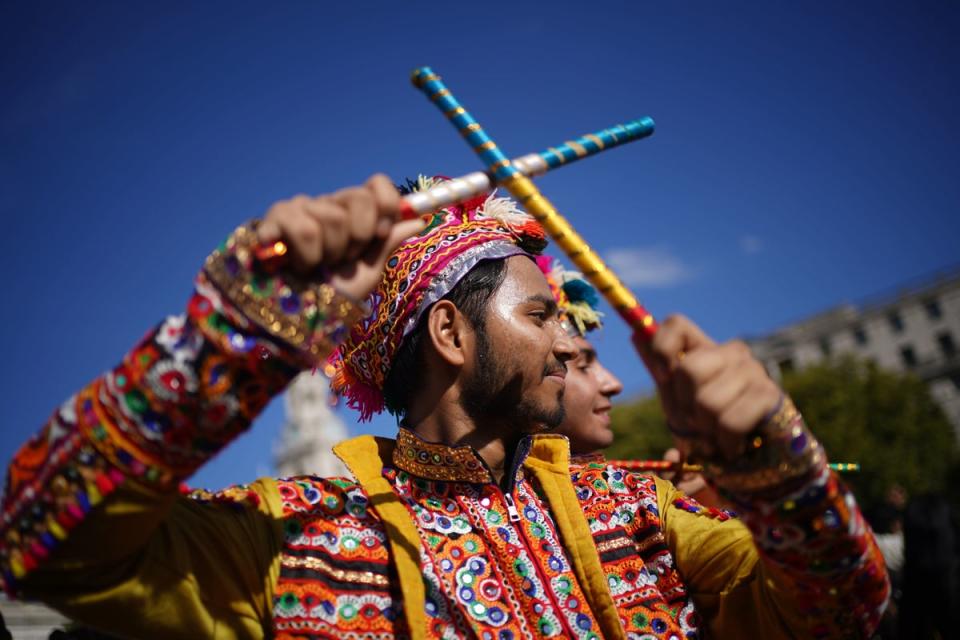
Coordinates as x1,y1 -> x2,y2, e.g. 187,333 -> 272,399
592,426 -> 615,450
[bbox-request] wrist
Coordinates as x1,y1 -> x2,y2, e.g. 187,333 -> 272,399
700,395 -> 826,495
203,222 -> 367,364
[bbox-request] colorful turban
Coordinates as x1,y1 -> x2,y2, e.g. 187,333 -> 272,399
329,176 -> 548,420
535,255 -> 604,337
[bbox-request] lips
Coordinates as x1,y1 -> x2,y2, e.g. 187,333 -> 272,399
593,404 -> 612,424
545,368 -> 567,384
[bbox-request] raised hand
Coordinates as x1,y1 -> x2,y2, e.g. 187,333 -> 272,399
257,174 -> 426,300
633,315 -> 782,462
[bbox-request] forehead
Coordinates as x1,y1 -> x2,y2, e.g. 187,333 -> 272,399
573,336 -> 594,352
493,255 -> 553,302
572,336 -> 596,359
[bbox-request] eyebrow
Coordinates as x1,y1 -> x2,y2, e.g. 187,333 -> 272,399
525,294 -> 559,317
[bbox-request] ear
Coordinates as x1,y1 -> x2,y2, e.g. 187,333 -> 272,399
425,300 -> 473,367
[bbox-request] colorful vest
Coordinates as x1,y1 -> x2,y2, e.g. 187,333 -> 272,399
271,429 -> 707,640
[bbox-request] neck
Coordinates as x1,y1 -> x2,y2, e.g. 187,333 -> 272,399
406,392 -> 519,484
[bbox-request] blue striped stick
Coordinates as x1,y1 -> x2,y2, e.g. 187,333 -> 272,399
410,66 -> 658,339
255,119 -> 655,265
400,118 -> 654,217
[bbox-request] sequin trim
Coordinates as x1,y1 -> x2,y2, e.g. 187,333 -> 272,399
204,222 -> 366,364
392,428 -> 493,484
1,224 -> 360,595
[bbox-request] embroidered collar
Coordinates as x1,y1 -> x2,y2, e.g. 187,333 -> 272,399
569,452 -> 606,466
392,427 -> 535,485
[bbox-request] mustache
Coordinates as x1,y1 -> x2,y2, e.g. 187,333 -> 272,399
543,361 -> 568,377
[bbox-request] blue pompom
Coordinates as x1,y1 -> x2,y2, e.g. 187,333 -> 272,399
562,279 -> 599,308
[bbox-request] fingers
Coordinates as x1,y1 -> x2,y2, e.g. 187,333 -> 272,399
637,316 -> 783,460
330,174 -> 399,260
713,373 -> 782,458
365,174 -> 402,238
661,447 -> 710,496
264,196 -> 325,272
635,314 -> 714,384
674,342 -> 751,435
328,215 -> 429,301
328,188 -> 372,263
257,174 -> 403,274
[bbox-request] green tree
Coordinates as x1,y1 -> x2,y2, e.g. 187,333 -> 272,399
607,355 -> 959,514
782,356 -> 957,513
606,394 -> 674,462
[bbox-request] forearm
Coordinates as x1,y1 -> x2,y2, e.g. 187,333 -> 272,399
0,222 -> 362,595
707,397 -> 890,638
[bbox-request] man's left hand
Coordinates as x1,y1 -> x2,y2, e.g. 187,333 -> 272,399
632,315 -> 782,461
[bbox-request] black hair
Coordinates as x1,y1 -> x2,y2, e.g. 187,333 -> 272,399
382,259 -> 508,418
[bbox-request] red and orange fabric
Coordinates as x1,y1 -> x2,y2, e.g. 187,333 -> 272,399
0,221 -> 889,639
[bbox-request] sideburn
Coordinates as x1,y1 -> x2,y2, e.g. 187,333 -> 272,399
462,327 -> 565,431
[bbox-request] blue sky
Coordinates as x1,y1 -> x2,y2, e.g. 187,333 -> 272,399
2,1 -> 957,490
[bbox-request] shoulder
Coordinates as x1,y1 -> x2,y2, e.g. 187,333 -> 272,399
274,475 -> 378,520
570,461 -> 662,522
570,460 -> 660,498
273,476 -> 389,561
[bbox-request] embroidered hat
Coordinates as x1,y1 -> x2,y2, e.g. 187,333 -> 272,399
330,176 -> 547,420
534,255 -> 604,337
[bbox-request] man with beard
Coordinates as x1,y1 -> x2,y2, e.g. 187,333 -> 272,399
2,176 -> 888,639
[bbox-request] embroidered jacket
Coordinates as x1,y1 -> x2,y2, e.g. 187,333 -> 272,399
0,226 -> 889,639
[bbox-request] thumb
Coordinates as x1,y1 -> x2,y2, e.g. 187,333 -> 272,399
380,217 -> 428,258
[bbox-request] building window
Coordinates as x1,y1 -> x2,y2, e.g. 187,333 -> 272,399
924,298 -> 942,320
900,345 -> 917,368
938,332 -> 956,359
888,311 -> 904,333
819,336 -> 832,357
852,326 -> 868,346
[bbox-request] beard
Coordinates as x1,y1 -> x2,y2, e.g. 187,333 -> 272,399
461,329 -> 566,431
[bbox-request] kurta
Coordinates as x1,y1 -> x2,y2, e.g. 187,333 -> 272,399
0,225 -> 889,639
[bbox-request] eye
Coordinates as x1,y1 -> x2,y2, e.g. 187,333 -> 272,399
528,309 -> 547,325
569,354 -> 589,371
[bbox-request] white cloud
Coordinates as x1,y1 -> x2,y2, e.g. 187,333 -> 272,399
604,247 -> 693,288
739,235 -> 763,254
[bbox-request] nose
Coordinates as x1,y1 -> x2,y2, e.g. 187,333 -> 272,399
552,329 -> 578,364
596,362 -> 623,398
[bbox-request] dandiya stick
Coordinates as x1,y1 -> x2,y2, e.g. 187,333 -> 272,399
610,460 -> 861,473
410,66 -> 658,340
401,118 -> 654,217
253,118 -> 655,265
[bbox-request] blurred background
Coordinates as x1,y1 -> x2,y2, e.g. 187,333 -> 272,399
2,1 -> 959,637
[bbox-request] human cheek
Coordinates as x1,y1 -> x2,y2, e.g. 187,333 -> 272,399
564,370 -> 594,416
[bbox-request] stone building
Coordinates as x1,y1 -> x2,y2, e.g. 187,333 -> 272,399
0,593 -> 68,639
747,267 -> 960,439
274,371 -> 350,478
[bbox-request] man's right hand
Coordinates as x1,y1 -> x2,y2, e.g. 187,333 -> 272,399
256,174 -> 426,300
